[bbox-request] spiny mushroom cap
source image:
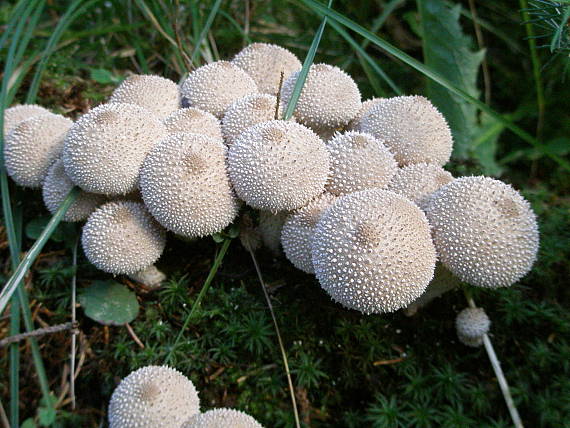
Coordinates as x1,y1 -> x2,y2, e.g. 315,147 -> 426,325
426,176 -> 539,288
164,108 -> 223,142
140,132 -> 239,238
279,63 -> 361,132
228,120 -> 330,212
222,94 -> 282,146
311,189 -> 436,314
180,61 -> 258,118
347,97 -> 383,130
456,307 -> 490,347
281,192 -> 336,274
359,95 -> 453,166
232,42 -> 302,96
108,365 -> 200,428
63,103 -> 167,196
3,104 -> 52,135
182,408 -> 263,428
257,210 -> 288,255
109,74 -> 180,120
387,163 -> 454,210
325,131 -> 398,196
42,158 -> 105,222
82,201 -> 166,275
4,114 -> 72,188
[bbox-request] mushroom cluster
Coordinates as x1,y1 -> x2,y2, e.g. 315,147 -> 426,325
3,42 -> 539,313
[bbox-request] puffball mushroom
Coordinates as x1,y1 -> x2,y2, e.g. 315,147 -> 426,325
404,263 -> 460,316
82,200 -> 166,275
222,94 -> 281,146
257,211 -> 288,256
109,74 -> 180,120
140,132 -> 239,238
232,42 -> 302,96
128,265 -> 167,289
42,158 -> 105,222
63,103 -> 167,196
228,120 -> 330,212
347,97 -> 382,130
4,113 -> 73,188
3,104 -> 52,135
325,131 -> 398,196
164,108 -> 223,142
281,192 -> 336,274
182,408 -> 263,428
280,63 -> 361,134
426,176 -> 539,288
108,365 -> 200,428
180,61 -> 258,118
387,163 -> 454,210
311,189 -> 437,314
359,95 -> 453,166
455,307 -> 491,347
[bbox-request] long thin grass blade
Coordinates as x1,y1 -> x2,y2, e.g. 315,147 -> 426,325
190,0 -> 224,65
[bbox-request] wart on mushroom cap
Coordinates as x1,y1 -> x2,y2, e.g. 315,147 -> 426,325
4,113 -> 73,188
455,307 -> 491,347
164,107 -> 223,142
311,189 -> 437,314
63,102 -> 167,196
359,95 -> 453,166
180,61 -> 258,118
140,132 -> 239,239
81,200 -> 166,275
231,42 -> 302,96
426,176 -> 539,288
228,120 -> 330,212
3,104 -> 53,136
108,365 -> 200,428
182,408 -> 263,428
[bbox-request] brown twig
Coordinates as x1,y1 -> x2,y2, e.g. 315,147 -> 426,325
0,322 -> 78,347
0,399 -> 9,428
275,71 -> 284,120
125,322 -> 145,349
467,0 -> 491,105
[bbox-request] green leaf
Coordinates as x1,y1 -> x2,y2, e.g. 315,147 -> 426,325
25,217 -> 76,245
89,67 -> 122,84
79,280 -> 140,325
21,419 -> 37,428
38,406 -> 56,426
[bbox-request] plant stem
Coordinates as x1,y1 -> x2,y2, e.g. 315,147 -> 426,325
70,235 -> 79,410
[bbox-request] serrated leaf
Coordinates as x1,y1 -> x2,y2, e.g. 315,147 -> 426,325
79,280 -> 139,325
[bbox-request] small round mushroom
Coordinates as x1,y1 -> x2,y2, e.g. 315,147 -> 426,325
108,365 -> 200,428
280,63 -> 361,134
387,163 -> 454,210
180,61 -> 258,118
325,131 -> 398,196
311,189 -> 436,314
425,176 -> 539,288
257,210 -> 288,256
182,408 -> 263,428
347,97 -> 383,130
4,113 -> 73,188
63,103 -> 167,196
228,120 -> 330,212
281,192 -> 336,274
164,108 -> 223,142
82,200 -> 166,275
127,265 -> 167,289
3,104 -> 52,135
109,74 -> 180,120
42,158 -> 106,222
140,132 -> 239,238
455,307 -> 491,347
359,95 -> 453,166
231,42 -> 302,96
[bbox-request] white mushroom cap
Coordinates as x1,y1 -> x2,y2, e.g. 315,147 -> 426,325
82,200 -> 166,275
425,176 -> 539,288
325,131 -> 398,196
222,94 -> 282,146
109,74 -> 180,120
42,158 -> 105,222
281,192 -> 337,274
231,42 -> 302,96
164,108 -> 223,142
4,114 -> 72,188
311,189 -> 436,314
228,120 -> 330,212
455,307 -> 491,347
108,365 -> 200,428
182,408 -> 263,428
347,97 -> 383,130
180,61 -> 258,118
257,210 -> 288,256
387,163 -> 454,210
140,132 -> 239,238
279,63 -> 361,132
3,104 -> 52,135
63,103 -> 167,196
359,95 -> 453,166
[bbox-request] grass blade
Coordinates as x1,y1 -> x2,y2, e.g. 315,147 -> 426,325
190,0 -> 224,65
298,0 -> 570,171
